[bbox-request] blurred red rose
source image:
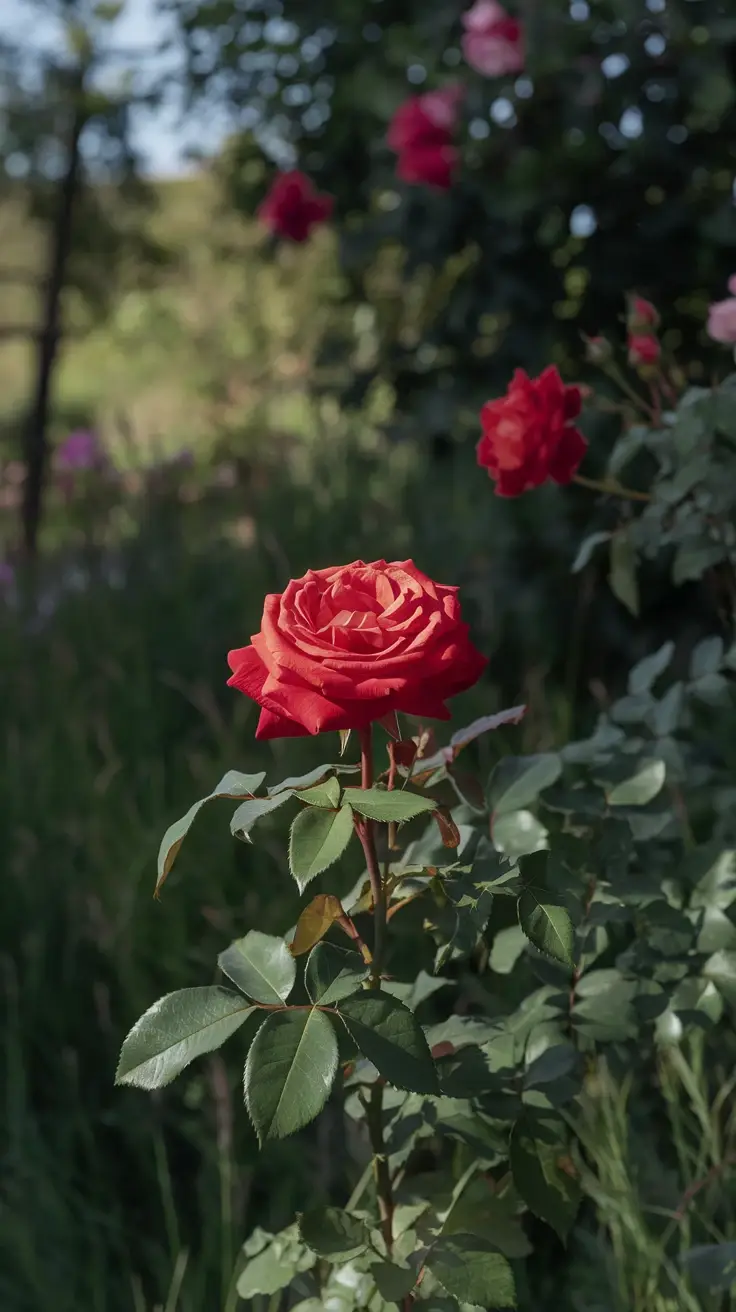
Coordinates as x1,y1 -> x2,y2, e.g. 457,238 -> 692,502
227,559 -> 487,740
476,365 -> 587,497
461,0 -> 524,78
627,296 -> 659,330
257,170 -> 333,243
387,86 -> 463,190
628,333 -> 661,367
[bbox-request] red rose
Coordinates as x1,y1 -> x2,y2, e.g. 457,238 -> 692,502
227,559 -> 487,740
628,333 -> 661,367
627,296 -> 659,331
396,142 -> 458,190
257,170 -> 333,243
387,86 -> 463,190
476,365 -> 587,497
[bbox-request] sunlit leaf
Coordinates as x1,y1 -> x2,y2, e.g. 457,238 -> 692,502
116,987 -> 254,1089
218,930 -> 296,1004
289,803 -> 355,892
245,1008 -> 338,1143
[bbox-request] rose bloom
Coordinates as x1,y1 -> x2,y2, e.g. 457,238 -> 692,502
628,333 -> 661,367
476,365 -> 587,497
257,170 -> 334,243
627,296 -> 659,330
461,0 -> 524,78
227,559 -> 487,739
396,142 -> 458,190
707,278 -> 736,344
54,429 -> 105,471
387,86 -> 463,190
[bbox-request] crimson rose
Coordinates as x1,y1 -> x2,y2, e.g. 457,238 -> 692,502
227,559 -> 487,740
257,170 -> 333,243
476,365 -> 587,497
628,333 -> 661,367
387,87 -> 463,191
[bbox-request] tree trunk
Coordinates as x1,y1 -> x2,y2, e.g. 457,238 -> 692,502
21,71 -> 86,557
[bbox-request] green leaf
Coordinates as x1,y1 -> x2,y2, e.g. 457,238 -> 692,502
606,758 -> 666,807
492,810 -> 548,860
571,530 -> 611,574
370,1260 -> 416,1300
524,1043 -> 578,1088
298,777 -> 342,809
628,641 -> 675,695
236,1225 -> 316,1298
267,763 -> 357,795
518,889 -> 574,968
489,754 -> 561,816
703,949 -> 736,1007
572,968 -> 637,1041
156,770 -> 266,892
305,942 -> 368,1004
609,531 -> 639,616
672,541 -> 725,585
490,926 -> 528,975
290,894 -> 346,957
116,987 -> 254,1089
230,790 -> 295,841
346,786 -> 436,823
681,1242 -> 736,1292
289,803 -> 355,892
691,636 -> 724,679
219,931 -> 296,1004
509,1123 -> 580,1241
426,1235 -> 516,1307
299,1206 -> 369,1261
442,1178 -> 533,1259
337,991 -> 439,1094
244,1008 -> 338,1143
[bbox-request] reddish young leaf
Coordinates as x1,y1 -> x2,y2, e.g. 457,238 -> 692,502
290,894 -> 345,956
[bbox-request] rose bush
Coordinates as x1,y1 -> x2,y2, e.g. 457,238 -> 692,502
118,318 -> 736,1310
227,559 -> 487,739
475,364 -> 587,497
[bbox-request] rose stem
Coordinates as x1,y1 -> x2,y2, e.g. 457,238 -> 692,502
357,724 -> 400,1276
573,473 -> 650,503
357,725 -> 386,985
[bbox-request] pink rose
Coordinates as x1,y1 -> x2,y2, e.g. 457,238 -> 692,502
461,0 -> 524,78
707,278 -> 736,345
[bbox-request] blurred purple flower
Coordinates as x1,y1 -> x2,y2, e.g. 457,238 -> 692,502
169,449 -> 194,468
0,560 -> 14,594
54,429 -> 107,472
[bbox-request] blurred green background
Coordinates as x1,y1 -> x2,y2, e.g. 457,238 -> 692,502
1,0 -> 736,1308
